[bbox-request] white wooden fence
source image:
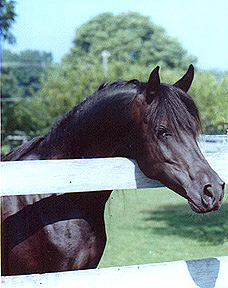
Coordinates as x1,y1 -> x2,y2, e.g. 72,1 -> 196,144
2,257 -> 228,288
1,153 -> 228,287
2,153 -> 228,196
198,135 -> 228,153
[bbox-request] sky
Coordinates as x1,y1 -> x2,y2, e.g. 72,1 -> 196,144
2,0 -> 228,71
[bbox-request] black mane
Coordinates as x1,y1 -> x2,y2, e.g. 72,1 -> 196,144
47,80 -> 145,142
2,136 -> 45,161
2,79 -> 200,161
94,80 -> 201,138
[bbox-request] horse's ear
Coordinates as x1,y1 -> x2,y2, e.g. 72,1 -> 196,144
173,64 -> 194,92
145,66 -> 160,104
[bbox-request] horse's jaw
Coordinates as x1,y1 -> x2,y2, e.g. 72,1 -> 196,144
150,170 -> 225,214
173,181 -> 224,214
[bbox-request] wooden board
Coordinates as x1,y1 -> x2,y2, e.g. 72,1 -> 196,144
1,153 -> 228,197
2,257 -> 228,288
1,157 -> 162,196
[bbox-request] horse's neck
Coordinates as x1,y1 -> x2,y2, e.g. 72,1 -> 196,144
17,90 -> 138,160
39,111 -> 136,160
18,122 -> 135,160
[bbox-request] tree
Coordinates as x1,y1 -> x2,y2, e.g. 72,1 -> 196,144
66,12 -> 196,70
0,0 -> 17,44
1,49 -> 53,98
1,49 -> 53,147
190,72 -> 228,134
13,62 -> 105,137
2,11 -> 227,151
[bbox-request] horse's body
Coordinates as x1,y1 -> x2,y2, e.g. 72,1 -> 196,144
1,65 -> 225,275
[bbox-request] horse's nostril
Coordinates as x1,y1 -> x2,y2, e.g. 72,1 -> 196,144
202,184 -> 214,207
204,184 -> 213,199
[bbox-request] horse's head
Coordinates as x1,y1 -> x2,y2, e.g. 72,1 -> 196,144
133,65 -> 225,213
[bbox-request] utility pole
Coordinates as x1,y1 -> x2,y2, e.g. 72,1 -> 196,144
101,50 -> 111,75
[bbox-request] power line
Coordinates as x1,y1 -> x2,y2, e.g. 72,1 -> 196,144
1,62 -> 46,68
1,97 -> 20,102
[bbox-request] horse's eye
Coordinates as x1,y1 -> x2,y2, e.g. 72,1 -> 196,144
157,127 -> 170,138
161,131 -> 167,137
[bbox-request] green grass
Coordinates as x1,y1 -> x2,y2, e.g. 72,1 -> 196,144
99,187 -> 228,268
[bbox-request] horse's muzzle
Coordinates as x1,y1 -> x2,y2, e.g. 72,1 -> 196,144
188,181 -> 225,214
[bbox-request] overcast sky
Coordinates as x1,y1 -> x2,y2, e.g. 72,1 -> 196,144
3,0 -> 228,70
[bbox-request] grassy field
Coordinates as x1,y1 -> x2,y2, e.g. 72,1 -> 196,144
99,186 -> 228,268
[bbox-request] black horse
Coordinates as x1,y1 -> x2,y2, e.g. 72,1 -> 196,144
1,65 -> 225,275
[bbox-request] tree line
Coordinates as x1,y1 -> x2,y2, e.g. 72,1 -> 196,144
1,11 -> 228,155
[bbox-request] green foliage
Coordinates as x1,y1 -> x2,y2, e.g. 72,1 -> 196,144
66,12 -> 196,70
1,49 -> 53,143
1,63 -> 23,99
12,62 -> 105,136
2,49 -> 52,98
1,12 -> 227,149
190,72 -> 228,134
12,61 -> 228,139
0,0 -> 17,44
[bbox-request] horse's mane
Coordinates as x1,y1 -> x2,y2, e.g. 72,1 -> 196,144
93,80 -> 201,139
47,79 -> 145,143
2,136 -> 45,161
2,79 -> 200,161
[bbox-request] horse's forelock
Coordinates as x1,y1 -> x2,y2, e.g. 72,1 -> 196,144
148,84 -> 201,139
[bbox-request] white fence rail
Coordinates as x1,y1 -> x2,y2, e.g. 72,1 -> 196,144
1,153 -> 228,197
1,157 -> 162,196
198,135 -> 228,153
2,257 -> 228,288
1,154 -> 228,287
